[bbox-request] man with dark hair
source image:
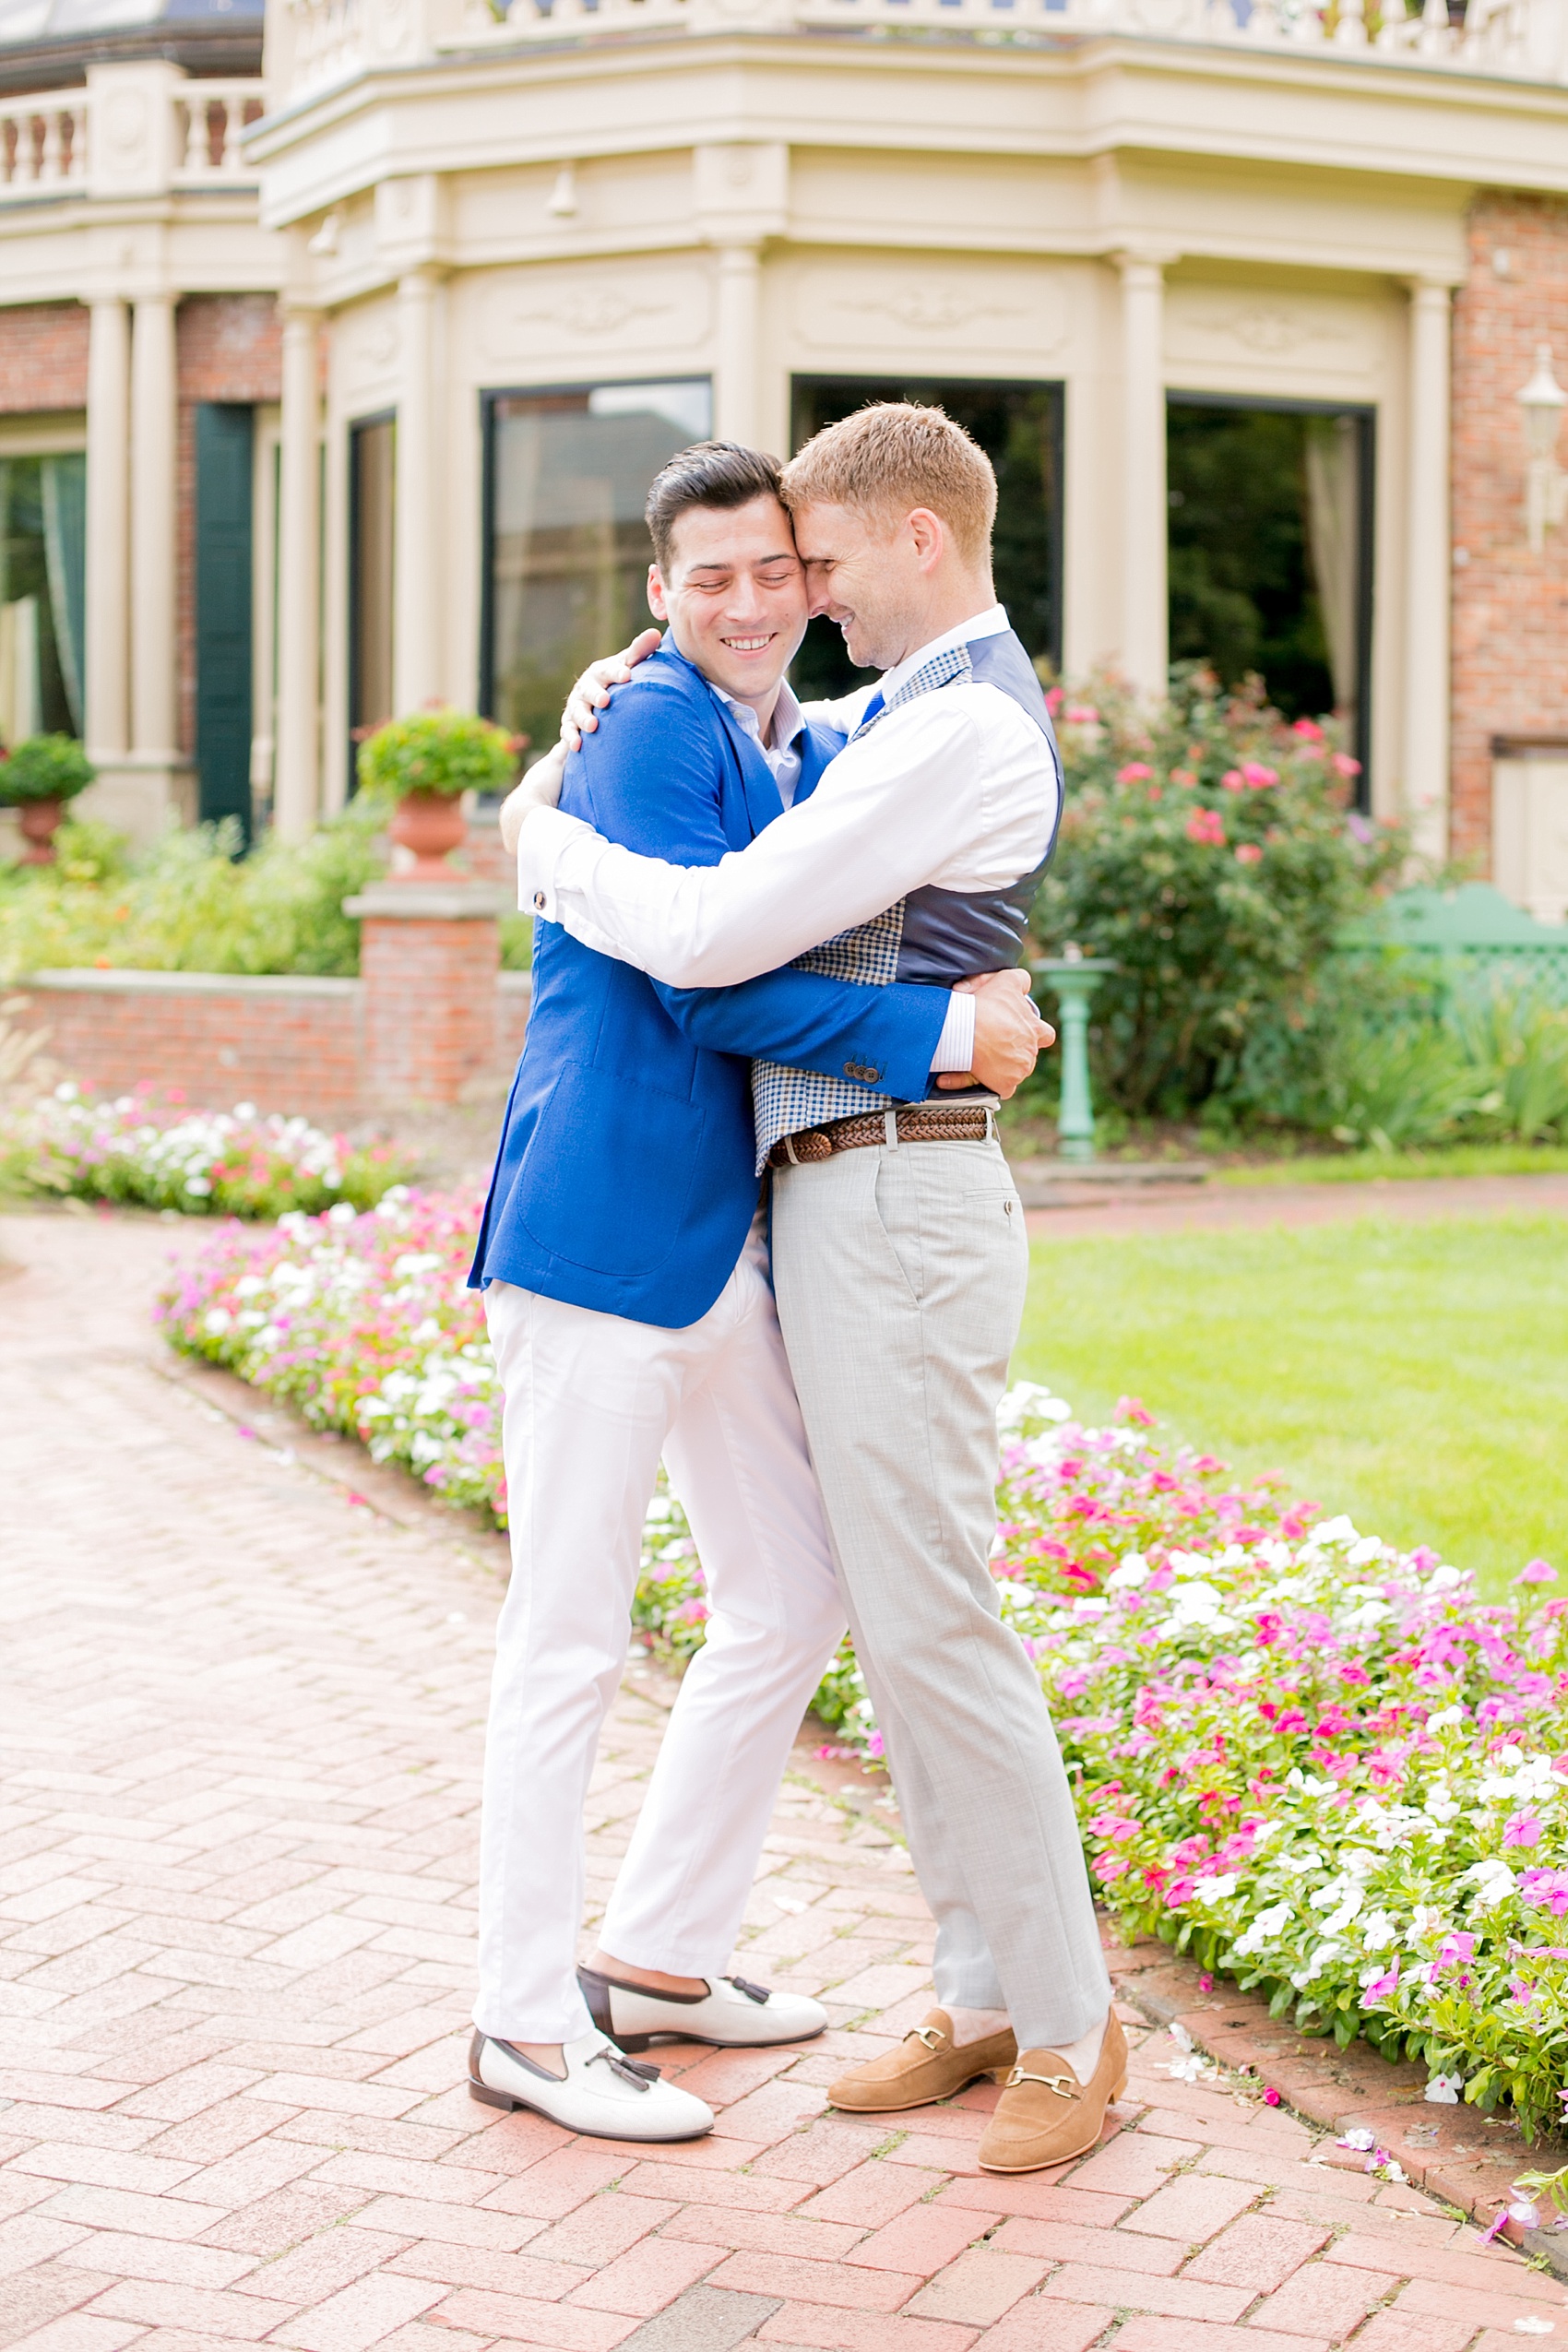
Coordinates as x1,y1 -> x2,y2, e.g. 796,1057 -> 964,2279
508,404 -> 1121,2179
465,442 -> 1045,2144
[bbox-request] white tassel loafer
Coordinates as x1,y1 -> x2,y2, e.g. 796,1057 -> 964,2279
578,1965 -> 827,2052
467,2028 -> 715,2142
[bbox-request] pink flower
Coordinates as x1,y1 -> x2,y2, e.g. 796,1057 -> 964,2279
1220,768 -> 1246,792
1263,2086 -> 1282,2107
1170,768 -> 1196,786
1361,1964 -> 1400,2005
1515,1560 -> 1557,1586
1331,753 -> 1362,778
1186,808 -> 1226,847
1115,1396 -> 1157,1427
1505,1812 -> 1543,1848
1116,762 -> 1154,783
1064,703 -> 1099,724
1241,762 -> 1279,788
1292,719 -> 1325,741
1045,686 -> 1064,715
1198,1972 -> 1214,1992
1235,843 -> 1264,865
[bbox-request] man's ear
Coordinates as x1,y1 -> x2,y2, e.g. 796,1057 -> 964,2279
647,564 -> 671,622
907,508 -> 946,575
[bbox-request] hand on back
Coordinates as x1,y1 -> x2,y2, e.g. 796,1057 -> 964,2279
562,628 -> 663,749
939,968 -> 1054,1099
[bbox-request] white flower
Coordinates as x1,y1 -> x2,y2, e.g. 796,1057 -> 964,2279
1425,2071 -> 1463,2104
1108,1554 -> 1149,1587
203,1308 -> 231,1334
1194,1873 -> 1237,1902
1310,1515 -> 1360,1547
1462,1859 -> 1516,1910
1338,2128 -> 1377,2151
184,1177 -> 212,1197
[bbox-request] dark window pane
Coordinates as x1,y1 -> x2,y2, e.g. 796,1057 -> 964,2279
1166,398 -> 1373,798
483,379 -> 712,754
789,378 -> 1063,702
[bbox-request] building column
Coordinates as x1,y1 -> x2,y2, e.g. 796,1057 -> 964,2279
1403,277 -> 1453,863
275,303 -> 322,843
84,297 -> 129,762
1117,253 -> 1170,701
713,240 -> 763,447
129,293 -> 178,762
394,267 -> 442,713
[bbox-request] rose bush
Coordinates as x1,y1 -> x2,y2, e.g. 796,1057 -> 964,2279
5,1082 -> 413,1218
1034,671 -> 1407,1127
159,1192 -> 1568,2140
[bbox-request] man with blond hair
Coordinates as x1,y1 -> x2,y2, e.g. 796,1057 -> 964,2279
507,403 -> 1120,2176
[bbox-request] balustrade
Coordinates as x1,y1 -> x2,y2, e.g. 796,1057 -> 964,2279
478,0 -> 1567,77
0,80 -> 263,208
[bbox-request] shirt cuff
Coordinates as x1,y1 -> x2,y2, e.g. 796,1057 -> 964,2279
930,990 -> 976,1075
516,805 -> 593,920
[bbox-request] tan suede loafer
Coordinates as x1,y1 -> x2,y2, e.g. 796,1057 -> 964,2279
828,2008 -> 1017,2114
977,2013 -> 1129,2173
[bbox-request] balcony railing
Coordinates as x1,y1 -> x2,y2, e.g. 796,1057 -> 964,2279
460,0 -> 1565,77
0,79 -> 265,207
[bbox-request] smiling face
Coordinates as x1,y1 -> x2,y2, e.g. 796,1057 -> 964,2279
647,494 -> 809,720
793,497 -> 945,672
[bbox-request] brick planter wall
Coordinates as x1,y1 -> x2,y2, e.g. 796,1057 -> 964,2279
15,970 -> 364,1121
1450,192 -> 1568,868
10,928 -> 532,1124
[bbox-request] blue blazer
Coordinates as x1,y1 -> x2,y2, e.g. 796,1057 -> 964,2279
469,641 -> 950,1329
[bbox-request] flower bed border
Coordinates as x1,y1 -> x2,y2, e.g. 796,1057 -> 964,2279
1104,1934 -> 1568,2275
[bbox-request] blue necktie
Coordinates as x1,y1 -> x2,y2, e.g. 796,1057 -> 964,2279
852,688 -> 885,740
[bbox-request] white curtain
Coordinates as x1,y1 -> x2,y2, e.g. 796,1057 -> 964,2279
1304,414 -> 1360,715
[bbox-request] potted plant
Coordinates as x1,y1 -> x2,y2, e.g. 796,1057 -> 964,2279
356,707 -> 522,879
0,734 -> 96,865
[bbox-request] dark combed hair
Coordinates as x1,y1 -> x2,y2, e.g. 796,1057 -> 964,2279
644,441 -> 782,571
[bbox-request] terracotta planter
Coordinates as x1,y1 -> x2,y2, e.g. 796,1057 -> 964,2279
16,798 -> 65,866
389,789 -> 467,879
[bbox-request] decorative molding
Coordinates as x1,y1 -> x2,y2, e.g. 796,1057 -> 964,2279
1165,290 -> 1377,377
790,261 -> 1065,357
476,265 -> 711,363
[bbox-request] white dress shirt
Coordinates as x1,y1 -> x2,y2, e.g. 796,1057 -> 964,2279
709,678 -> 805,810
521,604 -> 1058,1067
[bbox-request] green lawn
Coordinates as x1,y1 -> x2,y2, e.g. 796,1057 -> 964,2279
1016,1215 -> 1568,1600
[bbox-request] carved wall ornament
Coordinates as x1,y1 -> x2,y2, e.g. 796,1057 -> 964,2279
476,267 -> 711,364
792,263 -> 1064,356
1184,303 -> 1358,357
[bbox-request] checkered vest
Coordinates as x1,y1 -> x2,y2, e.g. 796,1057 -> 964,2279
751,642 -> 974,1170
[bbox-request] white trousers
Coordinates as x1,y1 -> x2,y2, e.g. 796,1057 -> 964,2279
475,1238 -> 846,2045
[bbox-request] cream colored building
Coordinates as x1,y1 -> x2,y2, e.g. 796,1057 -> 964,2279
4,0 -> 1568,882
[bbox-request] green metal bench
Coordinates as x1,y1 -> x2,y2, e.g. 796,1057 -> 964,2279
1338,884 -> 1568,1007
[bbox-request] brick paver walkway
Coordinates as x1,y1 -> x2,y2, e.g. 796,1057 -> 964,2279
1,1210 -> 1556,2352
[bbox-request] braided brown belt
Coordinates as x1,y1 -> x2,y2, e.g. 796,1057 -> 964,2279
766,1101 -> 997,1169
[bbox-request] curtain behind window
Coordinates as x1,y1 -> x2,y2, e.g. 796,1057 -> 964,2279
41,453 -> 86,734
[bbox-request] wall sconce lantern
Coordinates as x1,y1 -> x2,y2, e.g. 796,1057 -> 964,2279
1519,342 -> 1568,553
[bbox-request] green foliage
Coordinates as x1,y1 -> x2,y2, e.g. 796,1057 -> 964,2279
0,802 -> 386,980
1036,670 -> 1404,1122
0,734 -> 96,806
356,707 -> 520,802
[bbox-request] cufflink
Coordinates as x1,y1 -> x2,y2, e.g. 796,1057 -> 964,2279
533,892 -> 546,911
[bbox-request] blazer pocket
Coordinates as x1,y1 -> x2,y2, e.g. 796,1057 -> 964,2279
518,1068 -> 704,1277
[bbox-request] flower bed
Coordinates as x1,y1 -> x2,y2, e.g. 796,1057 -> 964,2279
6,1083 -> 413,1218
159,1193 -> 1568,2140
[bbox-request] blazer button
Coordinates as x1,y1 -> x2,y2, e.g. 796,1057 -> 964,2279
533,892 -> 546,911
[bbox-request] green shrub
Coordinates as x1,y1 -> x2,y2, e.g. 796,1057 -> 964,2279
0,734 -> 95,806
1035,669 -> 1406,1123
356,707 -> 519,802
0,802 -> 386,980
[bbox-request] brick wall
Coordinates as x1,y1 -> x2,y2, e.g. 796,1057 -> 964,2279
1450,193 -> 1568,869
0,303 -> 89,414
176,294 -> 282,761
15,971 -> 363,1122
9,964 -> 531,1123
357,915 -> 502,1111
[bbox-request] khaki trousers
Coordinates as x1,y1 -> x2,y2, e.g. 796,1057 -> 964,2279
770,1133 -> 1111,2049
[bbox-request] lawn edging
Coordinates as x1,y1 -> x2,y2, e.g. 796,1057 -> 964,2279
1106,1931 -> 1568,2275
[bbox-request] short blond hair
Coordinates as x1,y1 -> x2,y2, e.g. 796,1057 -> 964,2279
779,402 -> 997,567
